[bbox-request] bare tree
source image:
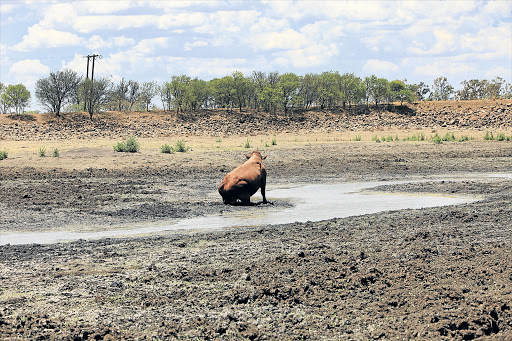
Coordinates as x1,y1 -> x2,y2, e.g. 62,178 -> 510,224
126,80 -> 140,110
35,69 -> 82,116
82,77 -> 112,120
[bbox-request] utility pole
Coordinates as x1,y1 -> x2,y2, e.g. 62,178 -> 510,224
83,54 -> 101,115
83,56 -> 90,111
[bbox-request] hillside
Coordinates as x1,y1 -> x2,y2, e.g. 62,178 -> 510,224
1,100 -> 511,141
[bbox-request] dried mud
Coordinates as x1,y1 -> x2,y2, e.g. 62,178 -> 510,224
1,104 -> 512,339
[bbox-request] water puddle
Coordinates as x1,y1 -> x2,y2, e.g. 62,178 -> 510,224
2,174 -> 510,246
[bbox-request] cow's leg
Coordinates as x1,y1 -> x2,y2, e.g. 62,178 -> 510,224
261,174 -> 267,204
239,193 -> 252,206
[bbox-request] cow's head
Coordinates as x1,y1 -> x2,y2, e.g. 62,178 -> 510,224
246,150 -> 266,160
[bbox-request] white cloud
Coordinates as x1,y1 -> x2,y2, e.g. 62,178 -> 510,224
176,57 -> 250,78
77,0 -> 136,14
87,35 -> 112,50
12,24 -> 82,51
263,1 -> 393,21
363,59 -> 399,74
482,0 -> 512,18
272,42 -> 340,69
131,37 -> 169,56
461,25 -> 512,58
485,66 -> 512,81
113,36 -> 135,47
7,59 -> 51,87
414,60 -> 476,78
72,14 -> 155,33
61,54 -> 88,75
251,28 -> 308,50
40,3 -> 78,28
250,17 -> 289,33
408,30 -> 457,55
0,2 -> 17,14
184,40 -> 208,51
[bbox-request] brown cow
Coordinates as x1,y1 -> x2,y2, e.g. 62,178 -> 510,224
218,151 -> 268,205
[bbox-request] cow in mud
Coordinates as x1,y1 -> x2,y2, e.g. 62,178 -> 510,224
218,151 -> 268,205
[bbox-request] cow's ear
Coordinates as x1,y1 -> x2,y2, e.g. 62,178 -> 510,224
245,154 -> 251,159
262,155 -> 267,160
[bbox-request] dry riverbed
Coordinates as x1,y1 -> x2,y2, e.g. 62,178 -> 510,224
0,132 -> 512,339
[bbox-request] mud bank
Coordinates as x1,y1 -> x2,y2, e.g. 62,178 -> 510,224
1,139 -> 512,339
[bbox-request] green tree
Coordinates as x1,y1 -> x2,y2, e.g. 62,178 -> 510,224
232,71 -> 252,112
411,82 -> 429,101
299,73 -> 318,109
317,71 -> 340,109
431,76 -> 454,101
389,80 -> 415,105
185,78 -> 209,112
0,82 -> 9,114
170,75 -> 191,114
373,78 -> 389,107
278,72 -> 301,114
35,69 -> 82,117
140,81 -> 157,111
2,84 -> 31,115
486,77 -> 509,99
210,76 -> 235,111
250,71 -> 266,109
458,79 -> 487,100
338,73 -> 365,108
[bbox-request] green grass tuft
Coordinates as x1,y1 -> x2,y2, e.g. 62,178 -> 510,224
114,136 -> 140,153
174,140 -> 189,152
160,144 -> 174,154
39,147 -> 46,157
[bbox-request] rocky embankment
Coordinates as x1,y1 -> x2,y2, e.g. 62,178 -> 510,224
1,100 -> 511,141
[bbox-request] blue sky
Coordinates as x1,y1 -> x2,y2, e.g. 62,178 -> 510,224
1,0 -> 511,110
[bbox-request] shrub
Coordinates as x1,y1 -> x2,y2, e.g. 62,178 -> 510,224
442,132 -> 455,142
39,147 -> 46,157
484,131 -> 494,141
52,148 -> 59,157
114,136 -> 140,153
0,150 -> 7,160
458,135 -> 471,142
353,135 -> 362,141
372,135 -> 381,143
403,132 -> 425,142
271,136 -> 277,145
496,132 -> 506,141
431,133 -> 442,144
160,144 -> 174,154
174,140 -> 189,152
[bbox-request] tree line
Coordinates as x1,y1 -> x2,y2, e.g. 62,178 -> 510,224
1,70 -> 511,118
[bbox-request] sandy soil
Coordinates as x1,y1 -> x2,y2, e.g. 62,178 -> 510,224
1,103 -> 512,339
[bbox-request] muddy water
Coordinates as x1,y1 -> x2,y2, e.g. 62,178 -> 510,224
0,177 -> 486,246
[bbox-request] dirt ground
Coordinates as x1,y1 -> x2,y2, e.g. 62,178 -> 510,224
1,102 -> 512,339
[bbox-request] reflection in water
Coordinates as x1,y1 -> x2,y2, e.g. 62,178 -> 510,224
0,178 -> 488,246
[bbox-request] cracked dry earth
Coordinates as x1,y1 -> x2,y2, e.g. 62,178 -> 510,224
0,141 -> 512,340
